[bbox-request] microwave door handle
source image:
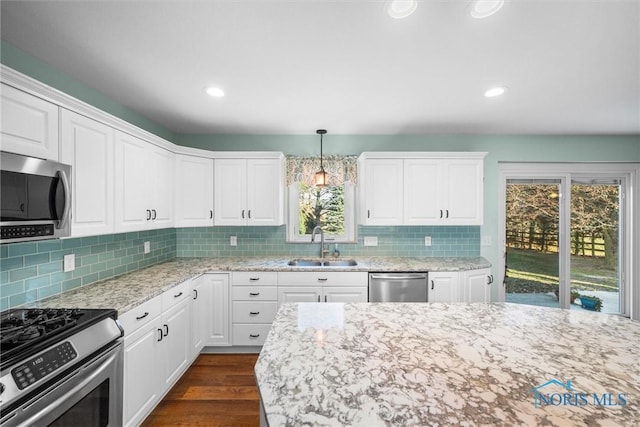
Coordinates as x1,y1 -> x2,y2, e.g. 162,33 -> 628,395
56,169 -> 71,230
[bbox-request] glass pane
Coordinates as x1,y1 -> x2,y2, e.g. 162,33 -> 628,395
570,183 -> 621,314
505,183 -> 560,308
297,182 -> 345,237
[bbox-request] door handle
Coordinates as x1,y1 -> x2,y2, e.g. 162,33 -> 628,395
56,169 -> 71,230
248,210 -> 251,219
431,280 -> 435,290
157,328 -> 163,342
440,209 -> 443,218
446,210 -> 449,218
152,209 -> 157,220
164,324 -> 169,336
193,289 -> 198,300
241,209 -> 245,219
324,295 -> 327,302
136,312 -> 149,321
367,209 -> 370,218
147,209 -> 152,220
317,295 -> 321,302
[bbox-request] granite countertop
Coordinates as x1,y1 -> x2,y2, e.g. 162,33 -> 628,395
37,257 -> 490,314
255,302 -> 640,426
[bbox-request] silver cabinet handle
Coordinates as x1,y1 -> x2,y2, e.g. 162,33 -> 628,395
369,274 -> 427,280
136,312 -> 149,320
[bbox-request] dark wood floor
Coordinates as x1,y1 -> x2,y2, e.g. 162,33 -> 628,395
141,354 -> 260,427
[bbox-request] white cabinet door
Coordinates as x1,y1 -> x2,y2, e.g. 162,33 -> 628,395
149,145 -> 174,228
246,158 -> 283,226
1,83 -> 59,161
361,159 -> 403,225
115,131 -> 174,231
277,286 -> 323,307
214,158 -> 247,225
175,154 -> 214,227
60,109 -> 114,237
323,286 -> 368,303
115,131 -> 149,232
443,159 -> 484,225
204,274 -> 231,346
191,276 -> 208,357
161,297 -> 191,391
404,159 -> 441,225
123,317 -> 161,427
463,268 -> 492,303
428,271 -> 460,303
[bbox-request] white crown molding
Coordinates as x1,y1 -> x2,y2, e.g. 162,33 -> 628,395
1,64 -> 282,160
358,151 -> 488,160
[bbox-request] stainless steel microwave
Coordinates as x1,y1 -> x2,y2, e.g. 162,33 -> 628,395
1,151 -> 71,244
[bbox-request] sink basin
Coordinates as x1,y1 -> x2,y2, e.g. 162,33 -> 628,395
286,259 -> 358,267
322,259 -> 358,267
287,259 -> 323,267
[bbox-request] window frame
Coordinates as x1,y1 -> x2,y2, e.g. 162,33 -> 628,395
286,181 -> 357,243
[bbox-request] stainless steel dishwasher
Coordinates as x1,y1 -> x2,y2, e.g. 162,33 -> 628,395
368,272 -> 428,302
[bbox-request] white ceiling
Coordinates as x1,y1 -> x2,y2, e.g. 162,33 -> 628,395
2,0 -> 639,135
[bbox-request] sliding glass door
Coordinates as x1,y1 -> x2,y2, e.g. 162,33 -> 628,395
499,164 -> 632,316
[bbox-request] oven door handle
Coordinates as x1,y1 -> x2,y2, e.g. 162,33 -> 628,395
56,169 -> 71,230
18,345 -> 120,427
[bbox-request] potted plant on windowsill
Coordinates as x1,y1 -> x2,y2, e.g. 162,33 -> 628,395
579,295 -> 602,312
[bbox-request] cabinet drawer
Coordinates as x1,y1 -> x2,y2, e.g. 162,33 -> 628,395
162,280 -> 191,310
278,271 -> 368,286
232,324 -> 272,346
119,295 -> 162,337
232,301 -> 278,323
232,271 -> 278,285
231,286 -> 277,301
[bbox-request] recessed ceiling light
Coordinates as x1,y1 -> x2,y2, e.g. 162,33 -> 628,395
470,0 -> 504,19
205,86 -> 225,97
484,86 -> 507,97
386,0 -> 418,19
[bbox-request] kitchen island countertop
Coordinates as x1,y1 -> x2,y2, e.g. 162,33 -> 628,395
255,302 -> 639,426
36,256 -> 490,314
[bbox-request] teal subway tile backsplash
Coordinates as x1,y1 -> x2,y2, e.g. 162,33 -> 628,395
1,224 -> 479,310
175,225 -> 480,258
0,229 -> 176,310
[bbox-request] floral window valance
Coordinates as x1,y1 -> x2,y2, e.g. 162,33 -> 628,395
286,155 -> 358,186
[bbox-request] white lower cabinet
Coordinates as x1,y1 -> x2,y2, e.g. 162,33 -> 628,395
231,272 -> 277,346
428,271 -> 461,303
462,268 -> 493,303
277,272 -> 368,307
121,280 -> 192,427
192,273 -> 231,349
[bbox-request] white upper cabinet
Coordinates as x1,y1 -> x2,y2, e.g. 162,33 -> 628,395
115,131 -> 174,232
214,155 -> 284,226
1,83 -> 59,161
60,109 -> 115,237
360,158 -> 403,225
359,152 -> 486,226
174,154 -> 214,227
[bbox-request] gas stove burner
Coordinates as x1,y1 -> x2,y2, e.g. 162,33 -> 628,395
0,308 -> 86,355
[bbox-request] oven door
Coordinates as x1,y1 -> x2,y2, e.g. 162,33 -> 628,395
2,340 -> 123,427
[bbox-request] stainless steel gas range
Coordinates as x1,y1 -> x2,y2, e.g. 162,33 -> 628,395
0,307 -> 124,426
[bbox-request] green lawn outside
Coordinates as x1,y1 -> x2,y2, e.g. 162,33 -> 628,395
506,248 -> 618,293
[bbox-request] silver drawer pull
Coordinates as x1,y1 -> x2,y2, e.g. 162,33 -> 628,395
249,334 -> 260,338
174,291 -> 183,298
136,312 -> 149,321
249,292 -> 260,296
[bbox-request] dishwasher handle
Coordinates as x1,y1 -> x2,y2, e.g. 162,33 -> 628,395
369,273 -> 427,280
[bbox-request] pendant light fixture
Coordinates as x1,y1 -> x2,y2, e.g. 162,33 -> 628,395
314,129 -> 328,187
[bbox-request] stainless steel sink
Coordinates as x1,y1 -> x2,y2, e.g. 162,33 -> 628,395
322,259 -> 358,267
287,259 -> 323,267
286,259 -> 358,267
